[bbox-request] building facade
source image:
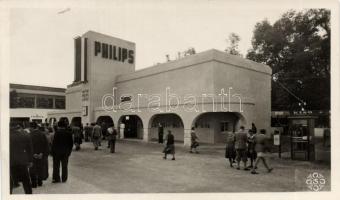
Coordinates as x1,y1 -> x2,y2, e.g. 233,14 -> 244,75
48,31 -> 272,146
10,83 -> 66,125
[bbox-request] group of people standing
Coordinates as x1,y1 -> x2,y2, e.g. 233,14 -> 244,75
90,123 -> 118,153
225,123 -> 273,174
67,122 -> 119,153
9,120 -> 73,194
158,122 -> 273,175
10,120 -> 119,194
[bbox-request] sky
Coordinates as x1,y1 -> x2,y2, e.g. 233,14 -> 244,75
9,1 -> 295,88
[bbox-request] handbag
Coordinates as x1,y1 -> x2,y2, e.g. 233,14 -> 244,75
163,146 -> 171,153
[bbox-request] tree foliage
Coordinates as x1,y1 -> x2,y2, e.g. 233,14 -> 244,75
225,33 -> 242,57
246,9 -> 330,111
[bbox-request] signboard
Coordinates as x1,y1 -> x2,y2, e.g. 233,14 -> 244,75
94,41 -> 134,64
274,134 -> 280,145
82,89 -> 89,101
82,106 -> 88,116
31,114 -> 44,119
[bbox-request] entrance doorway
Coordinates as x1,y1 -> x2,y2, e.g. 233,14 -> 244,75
96,116 -> 114,137
192,112 -> 245,144
71,117 -> 82,127
59,117 -> 70,127
149,113 -> 184,142
118,115 -> 143,139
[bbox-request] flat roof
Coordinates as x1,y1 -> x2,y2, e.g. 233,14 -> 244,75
82,30 -> 135,45
117,49 -> 272,83
10,83 -> 66,93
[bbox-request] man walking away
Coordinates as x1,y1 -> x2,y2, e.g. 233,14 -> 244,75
190,127 -> 199,153
107,125 -> 118,153
84,123 -> 92,142
71,125 -> 82,151
51,121 -> 74,183
29,122 -> 49,188
163,130 -> 175,160
235,126 -> 249,170
158,123 -> 164,143
251,129 -> 273,174
92,123 -> 102,150
10,124 -> 33,194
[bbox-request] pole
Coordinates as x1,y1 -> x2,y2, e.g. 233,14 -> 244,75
279,143 -> 281,158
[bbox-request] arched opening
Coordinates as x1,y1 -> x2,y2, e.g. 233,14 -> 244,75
96,116 -> 114,137
118,115 -> 143,139
59,117 -> 70,127
71,117 -> 82,127
191,112 -> 246,144
48,117 -> 57,126
96,116 -> 114,127
149,113 -> 184,143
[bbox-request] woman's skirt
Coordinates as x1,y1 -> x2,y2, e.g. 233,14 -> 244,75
225,145 -> 236,159
163,144 -> 175,154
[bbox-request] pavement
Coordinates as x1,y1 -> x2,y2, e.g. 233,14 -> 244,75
12,139 -> 331,194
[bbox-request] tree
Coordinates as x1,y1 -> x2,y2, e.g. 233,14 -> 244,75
225,33 -> 242,57
246,9 -> 330,111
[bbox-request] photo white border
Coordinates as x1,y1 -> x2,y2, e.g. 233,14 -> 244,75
1,0 -> 339,199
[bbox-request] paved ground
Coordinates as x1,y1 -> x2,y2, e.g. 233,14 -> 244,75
12,139 -> 331,194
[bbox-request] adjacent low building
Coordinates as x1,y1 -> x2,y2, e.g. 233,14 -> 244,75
47,31 -> 272,146
10,83 -> 66,125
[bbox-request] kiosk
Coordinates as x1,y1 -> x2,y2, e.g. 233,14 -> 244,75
288,115 -> 317,161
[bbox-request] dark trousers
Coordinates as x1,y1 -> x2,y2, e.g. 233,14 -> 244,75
158,133 -> 163,143
52,155 -> 69,182
10,165 -> 32,194
85,132 -> 89,142
74,137 -> 82,150
109,139 -> 116,153
30,158 -> 44,187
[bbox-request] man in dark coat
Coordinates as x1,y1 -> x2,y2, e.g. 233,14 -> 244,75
84,123 -> 92,142
107,125 -> 118,153
71,125 -> 82,151
163,130 -> 175,160
158,123 -> 164,144
29,122 -> 49,188
51,121 -> 74,183
10,124 -> 33,194
235,126 -> 249,170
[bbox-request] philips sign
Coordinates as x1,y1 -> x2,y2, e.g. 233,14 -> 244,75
94,41 -> 134,64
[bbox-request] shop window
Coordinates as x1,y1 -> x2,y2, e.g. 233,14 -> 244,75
195,119 -> 210,128
55,98 -> 65,109
220,121 -> 230,132
151,115 -> 183,128
17,95 -> 35,108
37,96 -> 53,109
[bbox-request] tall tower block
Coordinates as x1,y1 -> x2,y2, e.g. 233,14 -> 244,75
66,31 -> 136,124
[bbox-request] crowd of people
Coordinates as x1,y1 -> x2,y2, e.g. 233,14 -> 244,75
159,122 -> 273,176
10,119 -> 273,194
9,120 -> 118,194
224,123 -> 273,174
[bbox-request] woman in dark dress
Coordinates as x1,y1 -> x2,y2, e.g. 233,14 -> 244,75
225,131 -> 236,167
163,130 -> 175,160
247,129 -> 257,168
